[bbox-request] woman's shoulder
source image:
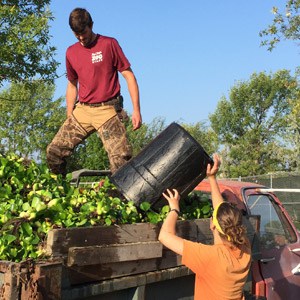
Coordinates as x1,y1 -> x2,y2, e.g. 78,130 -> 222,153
184,240 -> 223,254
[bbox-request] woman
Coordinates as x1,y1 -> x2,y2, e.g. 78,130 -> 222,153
158,154 -> 251,300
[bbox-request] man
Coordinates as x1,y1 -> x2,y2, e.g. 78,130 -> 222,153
46,8 -> 142,175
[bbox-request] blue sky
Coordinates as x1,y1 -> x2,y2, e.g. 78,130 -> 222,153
49,0 -> 299,125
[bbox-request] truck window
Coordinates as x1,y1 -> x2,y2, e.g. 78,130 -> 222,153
247,194 -> 297,250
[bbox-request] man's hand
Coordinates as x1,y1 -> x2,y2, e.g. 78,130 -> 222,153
131,110 -> 142,130
66,80 -> 78,117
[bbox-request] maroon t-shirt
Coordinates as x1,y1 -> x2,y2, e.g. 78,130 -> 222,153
66,34 -> 131,103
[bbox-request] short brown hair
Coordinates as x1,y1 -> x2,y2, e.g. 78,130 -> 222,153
69,8 -> 93,33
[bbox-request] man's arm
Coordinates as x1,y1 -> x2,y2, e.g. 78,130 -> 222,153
121,67 -> 142,130
66,80 -> 78,117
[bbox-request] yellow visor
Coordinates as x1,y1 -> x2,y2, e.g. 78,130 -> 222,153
212,202 -> 231,241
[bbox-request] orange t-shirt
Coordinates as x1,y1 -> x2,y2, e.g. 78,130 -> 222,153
182,240 -> 251,300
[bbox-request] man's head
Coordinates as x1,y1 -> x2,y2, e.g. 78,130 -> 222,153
69,8 -> 95,47
69,8 -> 93,33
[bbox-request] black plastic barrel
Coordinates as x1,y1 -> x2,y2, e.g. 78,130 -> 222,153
110,122 -> 213,207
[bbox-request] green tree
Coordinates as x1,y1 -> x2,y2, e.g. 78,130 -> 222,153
0,0 -> 58,85
66,134 -> 109,172
0,82 -> 64,161
286,88 -> 300,171
260,0 -> 300,51
210,70 -> 299,177
182,122 -> 219,156
127,117 -> 167,156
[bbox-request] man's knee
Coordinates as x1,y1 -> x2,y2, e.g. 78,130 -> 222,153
99,115 -> 132,172
46,142 -> 67,175
46,115 -> 87,174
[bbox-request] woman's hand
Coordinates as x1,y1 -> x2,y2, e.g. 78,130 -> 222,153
163,189 -> 180,211
206,153 -> 221,177
159,188 -> 183,255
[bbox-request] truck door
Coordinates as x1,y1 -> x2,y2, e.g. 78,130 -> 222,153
246,192 -> 300,300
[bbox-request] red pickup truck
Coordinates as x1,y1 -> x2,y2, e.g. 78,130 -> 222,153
195,179 -> 300,300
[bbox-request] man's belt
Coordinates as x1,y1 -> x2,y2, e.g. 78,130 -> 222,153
79,96 -> 122,107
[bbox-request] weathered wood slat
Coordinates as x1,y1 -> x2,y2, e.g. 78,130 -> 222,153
46,220 -> 200,258
67,241 -> 163,266
26,262 -> 62,300
0,262 -> 21,300
62,266 -> 193,299
46,223 -> 160,257
65,250 -> 182,284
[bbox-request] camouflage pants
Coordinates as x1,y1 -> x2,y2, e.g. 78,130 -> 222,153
46,104 -> 132,175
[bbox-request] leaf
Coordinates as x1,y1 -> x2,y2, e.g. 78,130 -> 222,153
76,219 -> 87,226
202,204 -> 212,215
161,205 -> 170,214
4,234 -> 17,245
9,248 -> 18,258
31,236 -> 40,245
21,222 -> 33,236
22,202 -> 31,211
146,211 -> 160,224
64,219 -> 74,228
41,190 -> 53,200
31,196 -> 41,208
105,217 -> 112,226
140,202 -> 151,212
47,198 -> 60,208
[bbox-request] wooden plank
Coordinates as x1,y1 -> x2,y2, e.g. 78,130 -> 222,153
31,262 -> 63,300
64,248 -> 182,285
67,241 -> 162,267
65,254 -> 182,285
0,262 -> 21,300
176,220 -> 198,241
46,223 -> 159,257
193,219 -> 213,244
46,220 -> 200,258
0,261 -> 13,273
16,261 -> 63,300
62,266 -> 192,299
